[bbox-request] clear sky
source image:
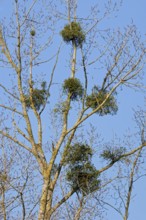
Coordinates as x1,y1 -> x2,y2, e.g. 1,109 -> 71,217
0,1 -> 146,219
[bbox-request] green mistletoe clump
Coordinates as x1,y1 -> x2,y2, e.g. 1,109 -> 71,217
24,81 -> 49,111
63,78 -> 83,100
63,143 -> 100,195
86,86 -> 118,116
101,147 -> 126,163
61,22 -> 85,47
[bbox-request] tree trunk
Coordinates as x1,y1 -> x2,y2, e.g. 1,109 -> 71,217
1,188 -> 7,220
38,179 -> 52,220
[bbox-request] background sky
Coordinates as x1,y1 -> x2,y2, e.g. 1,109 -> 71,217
0,1 -> 146,219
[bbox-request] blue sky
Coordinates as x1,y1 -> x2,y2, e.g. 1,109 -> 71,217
0,0 -> 146,219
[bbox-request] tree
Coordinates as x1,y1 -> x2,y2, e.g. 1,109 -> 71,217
0,132 -> 39,220
0,0 -> 146,219
97,110 -> 146,220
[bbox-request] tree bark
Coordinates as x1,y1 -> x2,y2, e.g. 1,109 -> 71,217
38,179 -> 52,220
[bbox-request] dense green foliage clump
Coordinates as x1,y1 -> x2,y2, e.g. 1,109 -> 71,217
30,29 -> 36,36
63,78 -> 83,100
66,163 -> 100,195
63,143 -> 100,195
0,172 -> 7,183
101,147 -> 126,163
86,86 -> 118,116
60,22 -> 85,47
24,81 -> 49,111
63,143 -> 93,165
